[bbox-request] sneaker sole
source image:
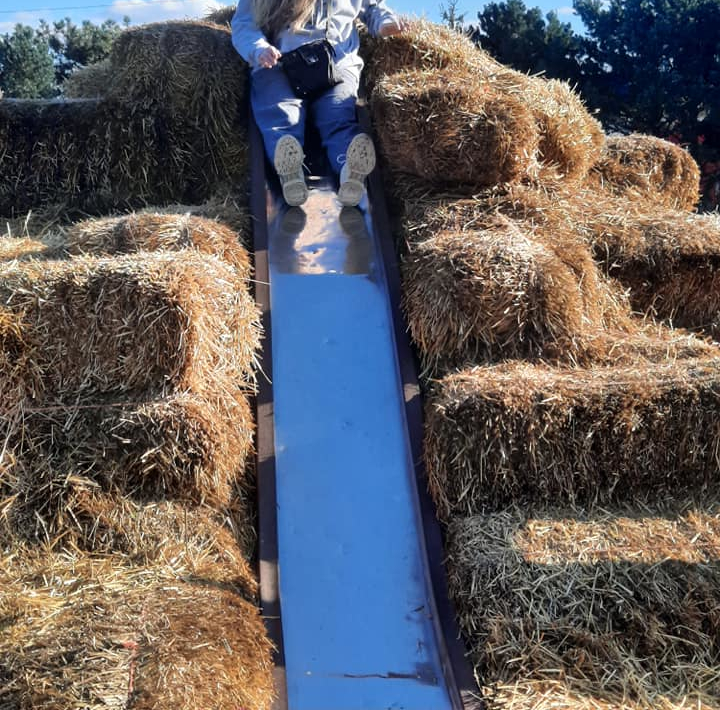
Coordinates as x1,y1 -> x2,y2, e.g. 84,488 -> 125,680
338,134 -> 376,207
274,135 -> 308,207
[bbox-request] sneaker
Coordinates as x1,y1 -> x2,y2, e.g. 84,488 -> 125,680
273,135 -> 308,207
338,134 -> 376,207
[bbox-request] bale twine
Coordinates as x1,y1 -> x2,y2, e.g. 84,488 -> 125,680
591,133 -> 700,211
65,213 -> 252,279
372,69 -> 539,190
0,546 -> 274,710
446,499 -> 720,710
0,252 -> 260,403
62,60 -> 112,98
425,358 -> 720,521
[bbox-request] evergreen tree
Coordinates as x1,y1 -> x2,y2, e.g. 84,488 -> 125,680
39,17 -> 128,84
0,24 -> 55,99
574,0 -> 720,141
468,0 -> 582,83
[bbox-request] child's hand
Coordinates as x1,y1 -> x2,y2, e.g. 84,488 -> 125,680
257,45 -> 282,68
378,19 -> 408,37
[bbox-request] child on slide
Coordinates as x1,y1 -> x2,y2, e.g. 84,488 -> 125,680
231,0 -> 406,207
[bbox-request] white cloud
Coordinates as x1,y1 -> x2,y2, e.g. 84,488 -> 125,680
556,6 -> 577,15
106,0 -> 225,24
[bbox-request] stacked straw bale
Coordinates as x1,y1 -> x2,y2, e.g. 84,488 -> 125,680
398,195 -> 720,369
591,133 -> 700,210
0,98 -> 163,215
0,21 -> 248,216
0,252 -> 258,402
106,21 -> 248,195
0,250 -> 260,533
64,212 -> 253,277
364,21 -> 604,185
365,18 -> 720,710
0,540 -> 274,709
0,211 -> 273,706
6,389 -> 255,538
62,59 -> 112,98
401,216 -> 607,366
372,69 -> 539,189
446,498 -> 720,709
471,183 -> 720,339
425,360 -> 720,521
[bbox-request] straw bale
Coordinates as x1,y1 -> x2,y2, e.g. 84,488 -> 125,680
586,206 -> 720,338
372,69 -> 539,190
361,19 -> 482,92
143,188 -> 252,237
0,44 -> 248,216
0,307 -> 26,413
402,223 -> 717,371
65,213 -> 252,279
0,490 -> 258,585
62,59 -> 112,98
0,236 -> 52,261
2,387 -> 255,539
0,98 -> 192,215
109,21 -> 245,111
396,192 -> 720,371
364,20 -> 603,183
591,133 -> 700,211
2,202 -> 81,239
402,217 -> 596,366
0,251 -> 260,403
477,183 -> 720,338
531,79 -> 605,182
426,358 -> 720,521
106,21 -> 248,198
446,498 -> 720,709
204,5 -> 236,26
0,547 -> 274,709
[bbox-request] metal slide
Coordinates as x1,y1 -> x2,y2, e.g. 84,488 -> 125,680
251,120 -> 478,710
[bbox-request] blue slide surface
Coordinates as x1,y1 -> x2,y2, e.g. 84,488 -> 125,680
265,181 -> 457,710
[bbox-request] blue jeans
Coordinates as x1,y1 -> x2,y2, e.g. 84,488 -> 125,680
251,58 -> 362,175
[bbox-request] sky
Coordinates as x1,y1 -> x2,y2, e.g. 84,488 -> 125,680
0,0 -> 585,36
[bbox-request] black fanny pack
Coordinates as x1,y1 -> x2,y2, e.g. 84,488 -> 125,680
280,40 -> 343,100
